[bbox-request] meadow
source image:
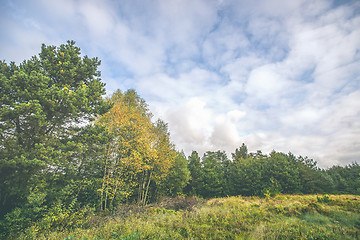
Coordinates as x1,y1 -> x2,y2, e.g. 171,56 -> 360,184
21,194 -> 360,240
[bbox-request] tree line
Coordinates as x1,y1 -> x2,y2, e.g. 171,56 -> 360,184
0,41 -> 359,237
185,146 -> 359,198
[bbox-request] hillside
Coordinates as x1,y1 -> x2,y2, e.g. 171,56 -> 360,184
21,194 -> 360,240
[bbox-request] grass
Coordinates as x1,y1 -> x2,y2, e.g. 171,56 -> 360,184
20,194 -> 360,239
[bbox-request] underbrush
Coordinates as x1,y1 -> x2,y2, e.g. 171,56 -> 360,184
18,194 -> 360,239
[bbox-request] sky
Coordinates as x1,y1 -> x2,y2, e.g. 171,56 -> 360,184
1,0 -> 359,168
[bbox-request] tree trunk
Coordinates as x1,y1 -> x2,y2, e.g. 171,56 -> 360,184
143,171 -> 152,205
101,143 -> 112,211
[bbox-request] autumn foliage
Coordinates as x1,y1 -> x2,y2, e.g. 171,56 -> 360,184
97,90 -> 176,208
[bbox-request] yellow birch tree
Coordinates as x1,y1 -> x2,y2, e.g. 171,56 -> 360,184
97,89 -> 175,208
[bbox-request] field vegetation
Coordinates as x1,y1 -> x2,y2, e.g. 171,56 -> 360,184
20,194 -> 360,239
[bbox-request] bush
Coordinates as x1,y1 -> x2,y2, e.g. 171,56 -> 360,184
35,202 -> 95,232
1,188 -> 48,238
317,195 -> 331,203
262,178 -> 281,198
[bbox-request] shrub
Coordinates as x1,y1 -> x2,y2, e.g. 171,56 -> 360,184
317,195 -> 331,203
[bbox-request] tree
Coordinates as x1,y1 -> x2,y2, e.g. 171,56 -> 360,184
235,156 -> 264,196
262,152 -> 301,195
344,163 -> 360,194
232,143 -> 248,163
0,41 -> 111,219
97,90 -> 176,207
327,163 -> 359,194
157,151 -> 190,197
149,119 -> 177,200
185,151 -> 203,196
97,90 -> 154,208
200,151 -> 229,198
295,156 -> 333,194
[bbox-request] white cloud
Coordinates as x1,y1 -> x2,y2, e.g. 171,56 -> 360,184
209,110 -> 246,151
137,68 -> 222,105
1,0 -> 359,167
227,110 -> 246,122
77,0 -> 116,37
165,97 -> 213,151
245,64 -> 294,106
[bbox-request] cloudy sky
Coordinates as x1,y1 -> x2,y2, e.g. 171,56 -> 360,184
1,0 -> 360,168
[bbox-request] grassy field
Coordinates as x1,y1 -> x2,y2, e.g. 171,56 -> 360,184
21,194 -> 360,239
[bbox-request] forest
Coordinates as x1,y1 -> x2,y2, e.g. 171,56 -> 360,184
1,41 -> 359,239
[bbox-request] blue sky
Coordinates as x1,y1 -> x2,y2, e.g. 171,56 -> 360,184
1,0 -> 359,167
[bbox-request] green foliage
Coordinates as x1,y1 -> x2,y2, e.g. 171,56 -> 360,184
64,235 -> 93,240
160,152 -> 190,197
200,151 -> 229,198
0,41 -> 111,237
327,162 -> 360,194
185,151 -> 231,198
317,195 -> 331,203
1,182 -> 96,238
232,142 -> 248,163
184,151 -> 202,196
2,188 -> 47,235
185,144 -> 356,199
263,178 -> 281,198
33,201 -> 95,233
229,151 -> 266,196
119,232 -> 142,240
227,147 -> 338,197
297,156 -> 334,194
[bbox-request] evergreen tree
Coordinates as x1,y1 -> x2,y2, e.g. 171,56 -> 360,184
0,41 -> 111,220
160,151 -> 190,197
232,143 -> 248,163
200,151 -> 229,198
185,151 -> 203,196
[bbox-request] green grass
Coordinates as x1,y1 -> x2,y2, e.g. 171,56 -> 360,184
20,194 -> 360,240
